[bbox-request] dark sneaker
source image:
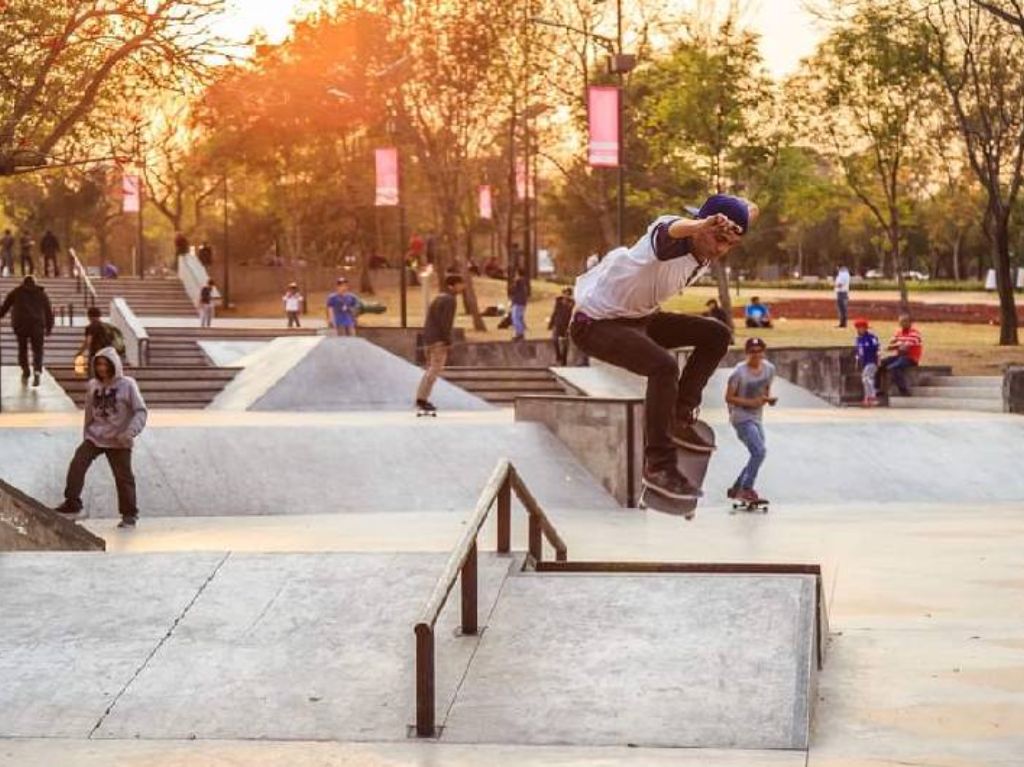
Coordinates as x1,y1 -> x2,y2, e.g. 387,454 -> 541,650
642,466 -> 702,500
727,486 -> 741,500
54,501 -> 87,520
670,419 -> 715,452
416,399 -> 436,412
20,371 -> 29,385
32,372 -> 40,387
117,516 -> 137,529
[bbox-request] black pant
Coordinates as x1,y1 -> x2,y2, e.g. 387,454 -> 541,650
16,330 -> 44,375
570,312 -> 730,471
287,311 -> 301,328
63,440 -> 138,518
552,333 -> 569,366
42,252 -> 59,277
20,253 -> 34,276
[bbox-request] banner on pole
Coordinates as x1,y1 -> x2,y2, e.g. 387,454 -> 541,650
374,147 -> 399,206
478,185 -> 493,220
122,173 -> 141,213
587,86 -> 620,168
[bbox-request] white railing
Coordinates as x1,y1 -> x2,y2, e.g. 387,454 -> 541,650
68,248 -> 98,308
109,297 -> 149,367
178,251 -> 209,307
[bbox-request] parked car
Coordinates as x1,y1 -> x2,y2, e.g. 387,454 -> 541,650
865,269 -> 884,279
901,270 -> 930,281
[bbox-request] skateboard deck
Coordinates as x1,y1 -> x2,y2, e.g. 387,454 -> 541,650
636,420 -> 715,520
730,499 -> 769,514
416,409 -> 437,418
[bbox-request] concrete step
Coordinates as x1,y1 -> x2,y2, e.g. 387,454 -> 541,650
917,375 -> 1002,388
888,396 -> 1003,412
911,386 -> 1002,400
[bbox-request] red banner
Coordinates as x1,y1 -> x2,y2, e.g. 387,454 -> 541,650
374,147 -> 399,206
122,173 -> 141,213
478,185 -> 493,220
588,86 -> 620,168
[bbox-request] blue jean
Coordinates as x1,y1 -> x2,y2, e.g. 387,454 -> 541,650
878,355 -> 917,395
836,292 -> 848,326
511,302 -> 526,338
732,420 -> 767,491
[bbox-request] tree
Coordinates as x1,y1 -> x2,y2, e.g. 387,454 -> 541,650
925,1 -> 1024,344
791,1 -> 935,311
0,0 -> 225,173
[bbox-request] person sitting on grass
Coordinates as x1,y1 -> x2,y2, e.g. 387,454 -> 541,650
703,298 -> 732,327
744,296 -> 773,328
877,314 -> 922,397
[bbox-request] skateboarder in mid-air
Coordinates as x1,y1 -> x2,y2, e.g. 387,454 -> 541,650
726,337 -> 776,506
416,274 -> 465,414
570,194 -> 758,501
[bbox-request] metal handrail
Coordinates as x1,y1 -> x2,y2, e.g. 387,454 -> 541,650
414,459 -> 567,737
69,248 -> 97,309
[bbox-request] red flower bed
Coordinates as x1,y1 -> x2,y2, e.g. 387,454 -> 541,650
741,298 -> 1023,325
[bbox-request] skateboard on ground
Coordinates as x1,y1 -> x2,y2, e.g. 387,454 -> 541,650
730,498 -> 770,514
636,419 -> 715,520
416,407 -> 437,418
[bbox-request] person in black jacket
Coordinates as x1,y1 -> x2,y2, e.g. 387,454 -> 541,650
18,231 -> 34,276
548,287 -> 575,365
415,274 -> 464,413
40,229 -> 60,277
508,268 -> 529,341
0,275 -> 54,386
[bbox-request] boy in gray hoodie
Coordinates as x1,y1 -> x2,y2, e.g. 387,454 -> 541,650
55,347 -> 148,528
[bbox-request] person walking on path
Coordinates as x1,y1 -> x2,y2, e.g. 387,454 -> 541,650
834,265 -> 851,328
283,282 -> 303,328
570,194 -> 758,501
18,231 -> 34,276
416,274 -> 465,413
854,318 -> 881,406
548,287 -> 575,366
198,279 -> 216,327
508,268 -> 528,341
326,277 -> 359,336
725,337 -> 777,504
877,314 -> 922,397
0,274 -> 54,386
40,229 -> 60,277
55,347 -> 147,528
1,229 -> 15,276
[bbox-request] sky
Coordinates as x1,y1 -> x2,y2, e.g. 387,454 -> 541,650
215,0 -> 826,79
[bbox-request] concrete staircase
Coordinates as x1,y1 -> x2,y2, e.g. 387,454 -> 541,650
0,276 -> 195,316
48,365 -> 239,409
145,326 -> 317,367
441,366 -> 570,405
890,373 -> 1004,413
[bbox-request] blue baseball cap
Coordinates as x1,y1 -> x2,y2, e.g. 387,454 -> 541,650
697,194 -> 750,234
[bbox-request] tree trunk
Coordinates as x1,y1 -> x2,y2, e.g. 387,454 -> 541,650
993,215 -> 1019,346
713,261 -> 735,330
891,221 -> 909,313
952,230 -> 963,282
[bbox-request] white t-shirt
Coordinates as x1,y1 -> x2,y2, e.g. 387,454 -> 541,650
573,216 -> 708,320
283,293 -> 303,312
834,269 -> 850,294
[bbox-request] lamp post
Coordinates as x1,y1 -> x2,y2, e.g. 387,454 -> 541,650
529,15 -> 635,245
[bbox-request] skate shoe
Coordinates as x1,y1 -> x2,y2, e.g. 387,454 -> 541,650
642,466 -> 702,500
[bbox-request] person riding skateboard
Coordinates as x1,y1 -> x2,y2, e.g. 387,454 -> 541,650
55,347 -> 148,528
416,274 -> 465,413
726,337 -> 776,504
570,194 -> 758,501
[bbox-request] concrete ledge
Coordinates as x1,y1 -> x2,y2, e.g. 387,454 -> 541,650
109,297 -> 150,367
1004,365 -> 1024,414
0,477 -> 104,551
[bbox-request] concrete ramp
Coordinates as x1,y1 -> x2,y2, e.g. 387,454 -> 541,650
442,571 -> 818,750
252,337 -> 491,412
0,477 -> 104,551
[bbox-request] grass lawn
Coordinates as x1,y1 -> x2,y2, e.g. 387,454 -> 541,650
227,278 -> 1024,376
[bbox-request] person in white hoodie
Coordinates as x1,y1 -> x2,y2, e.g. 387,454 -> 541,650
55,347 -> 148,528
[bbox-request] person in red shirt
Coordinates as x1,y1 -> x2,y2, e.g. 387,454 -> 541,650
877,314 -> 922,396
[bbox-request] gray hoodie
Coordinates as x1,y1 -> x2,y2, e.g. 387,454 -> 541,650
84,348 -> 148,449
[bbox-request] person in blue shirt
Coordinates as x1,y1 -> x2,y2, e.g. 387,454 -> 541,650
854,317 -> 881,406
744,296 -> 772,328
325,277 -> 360,336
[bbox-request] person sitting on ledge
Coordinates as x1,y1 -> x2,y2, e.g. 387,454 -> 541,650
744,296 -> 773,328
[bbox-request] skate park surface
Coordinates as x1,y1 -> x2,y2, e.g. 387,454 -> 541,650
2,344 -> 1024,766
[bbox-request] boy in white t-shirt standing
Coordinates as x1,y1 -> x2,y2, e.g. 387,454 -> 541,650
283,282 -> 303,328
570,194 -> 758,501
